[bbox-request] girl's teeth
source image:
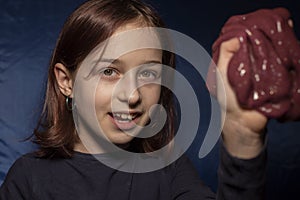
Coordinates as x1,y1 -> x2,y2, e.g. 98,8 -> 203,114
121,114 -> 128,119
115,113 -> 133,121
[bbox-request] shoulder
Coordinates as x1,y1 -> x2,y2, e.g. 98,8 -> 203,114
1,152 -> 69,196
8,153 -> 36,170
0,153 -> 40,199
172,154 -> 198,173
168,154 -> 216,199
4,153 -> 39,180
12,152 -> 44,168
164,153 -> 201,183
4,152 -> 63,182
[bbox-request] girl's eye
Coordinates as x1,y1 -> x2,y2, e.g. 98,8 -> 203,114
140,71 -> 151,77
103,69 -> 114,76
138,70 -> 157,81
99,68 -> 119,81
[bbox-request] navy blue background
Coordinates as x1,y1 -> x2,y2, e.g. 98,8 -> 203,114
0,0 -> 300,199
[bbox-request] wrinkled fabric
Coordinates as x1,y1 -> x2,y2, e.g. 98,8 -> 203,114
207,8 -> 300,121
0,0 -> 85,185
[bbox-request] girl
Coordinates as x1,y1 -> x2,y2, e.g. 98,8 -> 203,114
0,0 -> 267,199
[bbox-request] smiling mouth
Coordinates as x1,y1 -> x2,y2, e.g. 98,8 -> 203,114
110,112 -> 140,121
108,112 -> 142,126
108,112 -> 142,130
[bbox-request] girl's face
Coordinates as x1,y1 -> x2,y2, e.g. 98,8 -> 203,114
95,48 -> 162,145
93,23 -> 163,145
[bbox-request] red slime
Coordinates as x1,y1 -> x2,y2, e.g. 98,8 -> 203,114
207,8 -> 300,121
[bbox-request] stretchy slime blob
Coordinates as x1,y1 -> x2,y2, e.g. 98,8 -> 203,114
207,8 -> 300,121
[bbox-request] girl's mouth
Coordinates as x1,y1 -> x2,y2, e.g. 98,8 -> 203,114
108,112 -> 142,130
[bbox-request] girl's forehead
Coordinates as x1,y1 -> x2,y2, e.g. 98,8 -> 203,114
104,49 -> 162,62
86,27 -> 164,63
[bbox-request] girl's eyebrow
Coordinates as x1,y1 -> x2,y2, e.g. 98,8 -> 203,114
94,58 -> 162,66
144,60 -> 162,64
101,58 -> 118,63
93,58 -> 117,65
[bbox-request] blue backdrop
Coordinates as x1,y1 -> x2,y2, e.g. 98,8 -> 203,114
0,0 -> 299,199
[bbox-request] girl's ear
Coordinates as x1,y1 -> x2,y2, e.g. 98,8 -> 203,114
54,63 -> 74,97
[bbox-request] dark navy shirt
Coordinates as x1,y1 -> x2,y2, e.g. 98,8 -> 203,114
0,143 -> 266,200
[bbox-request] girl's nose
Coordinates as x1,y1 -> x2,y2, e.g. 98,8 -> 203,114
116,73 -> 141,107
127,89 -> 141,107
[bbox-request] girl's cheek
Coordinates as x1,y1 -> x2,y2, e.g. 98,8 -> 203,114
95,84 -> 115,104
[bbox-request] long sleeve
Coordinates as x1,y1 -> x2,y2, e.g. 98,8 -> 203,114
216,140 -> 267,200
171,140 -> 267,200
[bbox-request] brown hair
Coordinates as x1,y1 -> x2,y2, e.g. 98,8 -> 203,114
34,0 -> 176,158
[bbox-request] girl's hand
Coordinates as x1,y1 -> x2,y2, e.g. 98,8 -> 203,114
216,38 -> 267,159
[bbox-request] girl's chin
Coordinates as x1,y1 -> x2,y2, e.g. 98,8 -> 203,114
108,132 -> 135,145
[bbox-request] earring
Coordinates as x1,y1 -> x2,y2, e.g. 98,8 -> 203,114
66,96 -> 73,111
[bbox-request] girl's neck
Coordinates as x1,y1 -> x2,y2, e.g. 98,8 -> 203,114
73,142 -> 90,153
